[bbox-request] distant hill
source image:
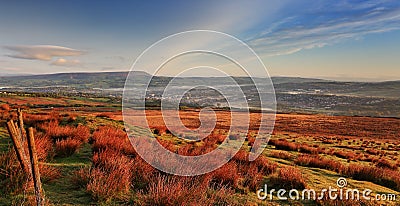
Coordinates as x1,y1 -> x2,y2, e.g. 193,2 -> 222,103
271,76 -> 330,84
0,71 -> 399,98
0,71 -> 130,89
1,71 -> 399,117
0,71 -> 328,88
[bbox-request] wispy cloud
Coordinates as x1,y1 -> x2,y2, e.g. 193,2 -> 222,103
4,45 -> 84,61
51,58 -> 81,67
247,0 -> 400,56
1,67 -> 22,72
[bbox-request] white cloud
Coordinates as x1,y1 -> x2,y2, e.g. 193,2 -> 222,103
51,58 -> 81,67
247,2 -> 400,57
1,67 -> 22,72
4,45 -> 84,61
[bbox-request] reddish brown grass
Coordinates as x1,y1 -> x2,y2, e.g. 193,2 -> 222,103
87,149 -> 134,202
55,138 -> 82,157
131,155 -> 157,190
298,144 -> 320,154
270,166 -> 307,190
71,167 -> 90,189
74,125 -> 90,143
269,139 -> 298,151
268,150 -> 293,160
39,120 -> 90,142
137,175 -> 211,206
242,163 -> 264,191
332,150 -> 357,160
211,162 -> 240,188
0,151 -> 28,194
374,158 -> 398,170
34,132 -> 54,161
252,155 -> 278,175
343,164 -> 400,191
0,103 -> 11,111
295,154 -> 344,173
39,164 -> 61,183
92,126 -> 135,155
316,197 -> 374,206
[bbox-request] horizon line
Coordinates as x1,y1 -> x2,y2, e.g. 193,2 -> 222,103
1,70 -> 399,83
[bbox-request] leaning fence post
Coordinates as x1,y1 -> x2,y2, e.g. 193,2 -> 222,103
17,108 -> 27,142
11,119 -> 32,172
6,120 -> 31,174
27,127 -> 45,206
6,109 -> 45,205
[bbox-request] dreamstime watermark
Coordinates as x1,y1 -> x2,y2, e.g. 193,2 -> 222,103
257,177 -> 397,202
122,30 -> 276,176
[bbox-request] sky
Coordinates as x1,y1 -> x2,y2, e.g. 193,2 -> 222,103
0,0 -> 400,81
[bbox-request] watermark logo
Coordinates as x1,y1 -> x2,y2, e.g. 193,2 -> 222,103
257,177 -> 396,202
336,177 -> 347,188
122,30 -> 276,176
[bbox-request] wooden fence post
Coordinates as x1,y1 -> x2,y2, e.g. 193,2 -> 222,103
17,108 -> 27,142
6,109 -> 45,206
6,120 -> 31,174
27,127 -> 45,206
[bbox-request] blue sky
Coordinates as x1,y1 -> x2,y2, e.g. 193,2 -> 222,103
0,0 -> 399,81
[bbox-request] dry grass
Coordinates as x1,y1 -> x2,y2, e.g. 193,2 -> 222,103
211,162 -> 240,188
269,150 -> 293,160
137,175 -> 209,206
55,138 -> 82,157
295,154 -> 344,173
0,151 -> 28,194
34,132 -> 54,161
92,126 -> 135,155
295,155 -> 400,192
343,164 -> 400,191
0,104 -> 11,111
270,166 -> 307,190
87,149 -> 134,202
137,174 -> 238,206
374,158 -> 398,170
269,139 -> 299,152
39,164 -> 61,183
39,120 -> 90,143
